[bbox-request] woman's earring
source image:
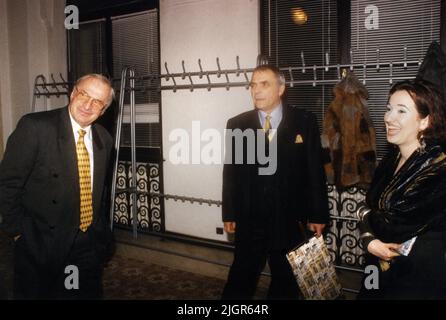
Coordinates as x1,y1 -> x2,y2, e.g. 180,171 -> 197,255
419,135 -> 426,154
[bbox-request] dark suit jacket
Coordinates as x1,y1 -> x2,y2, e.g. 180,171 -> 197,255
0,106 -> 113,270
222,105 -> 329,250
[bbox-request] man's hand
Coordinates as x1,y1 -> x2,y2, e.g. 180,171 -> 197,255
13,234 -> 21,242
308,223 -> 325,237
224,222 -> 236,234
367,239 -> 401,261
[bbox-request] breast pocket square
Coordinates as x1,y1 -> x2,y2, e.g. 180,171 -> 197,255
295,134 -> 304,144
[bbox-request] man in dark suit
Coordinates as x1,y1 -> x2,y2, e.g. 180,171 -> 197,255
222,65 -> 329,299
0,74 -> 114,299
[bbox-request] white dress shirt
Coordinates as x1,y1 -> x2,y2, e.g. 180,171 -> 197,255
258,104 -> 283,139
69,113 -> 94,189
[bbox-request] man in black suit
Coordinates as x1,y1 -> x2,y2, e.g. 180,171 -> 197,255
0,74 -> 114,299
222,65 -> 329,299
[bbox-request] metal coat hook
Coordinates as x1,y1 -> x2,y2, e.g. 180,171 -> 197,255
389,62 -> 393,85
362,64 -> 367,85
224,70 -> 230,91
376,48 -> 380,71
34,75 -> 45,95
51,74 -> 61,97
198,59 -> 211,91
300,51 -> 306,73
325,52 -> 329,72
181,60 -> 187,80
198,59 -> 204,79
205,71 -> 212,91
43,77 -> 51,95
312,65 -> 317,87
188,74 -> 194,92
216,57 -> 222,78
243,69 -> 250,90
288,67 -> 294,88
403,45 -> 407,69
164,62 -> 171,81
181,61 -> 194,91
59,73 -> 69,89
349,48 -> 354,71
236,56 -> 241,77
256,54 -> 269,66
164,62 -> 177,92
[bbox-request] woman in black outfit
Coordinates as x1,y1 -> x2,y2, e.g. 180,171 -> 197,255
357,80 -> 446,299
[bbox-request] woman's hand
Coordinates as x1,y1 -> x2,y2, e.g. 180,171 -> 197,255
308,223 -> 325,237
367,239 -> 402,261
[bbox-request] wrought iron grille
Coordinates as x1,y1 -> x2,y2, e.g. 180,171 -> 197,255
326,185 -> 367,269
113,163 -> 367,269
113,161 -> 163,232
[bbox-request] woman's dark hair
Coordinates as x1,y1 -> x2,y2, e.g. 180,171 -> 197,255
389,79 -> 446,145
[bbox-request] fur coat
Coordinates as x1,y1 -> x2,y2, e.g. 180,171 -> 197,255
322,72 -> 377,191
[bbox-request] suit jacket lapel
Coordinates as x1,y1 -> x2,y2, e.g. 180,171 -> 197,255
277,105 -> 293,140
275,105 -> 298,167
92,125 -> 106,222
57,107 -> 80,225
251,109 -> 262,130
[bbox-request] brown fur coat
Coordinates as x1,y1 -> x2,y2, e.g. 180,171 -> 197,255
322,72 -> 377,191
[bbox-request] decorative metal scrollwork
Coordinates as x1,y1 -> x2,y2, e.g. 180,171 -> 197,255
114,165 -> 367,269
326,185 -> 367,268
114,161 -> 163,232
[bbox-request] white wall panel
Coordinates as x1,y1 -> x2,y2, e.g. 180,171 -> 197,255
160,0 -> 259,240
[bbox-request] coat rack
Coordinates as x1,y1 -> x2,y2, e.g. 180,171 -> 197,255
121,46 -> 420,92
32,73 -> 71,112
32,46 -> 421,97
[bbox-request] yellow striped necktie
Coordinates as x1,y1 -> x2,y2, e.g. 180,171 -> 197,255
263,115 -> 273,141
76,129 -> 93,232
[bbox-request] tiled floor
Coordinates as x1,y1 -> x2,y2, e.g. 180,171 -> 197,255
103,254 -> 228,299
0,229 -> 360,300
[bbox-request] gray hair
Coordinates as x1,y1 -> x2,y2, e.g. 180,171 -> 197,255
75,74 -> 115,108
252,65 -> 286,86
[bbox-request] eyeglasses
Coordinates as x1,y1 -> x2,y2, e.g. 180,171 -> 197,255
74,87 -> 106,110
